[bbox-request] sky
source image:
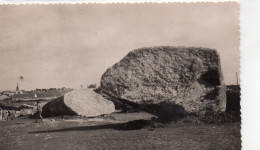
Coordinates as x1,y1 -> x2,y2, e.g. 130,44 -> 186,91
0,3 -> 239,91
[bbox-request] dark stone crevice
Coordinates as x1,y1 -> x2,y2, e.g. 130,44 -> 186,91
199,70 -> 221,86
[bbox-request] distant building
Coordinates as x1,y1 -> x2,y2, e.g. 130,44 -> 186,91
12,87 -> 72,100
0,95 -> 9,100
16,83 -> 19,94
8,92 -> 15,97
15,83 -> 24,94
2,90 -> 13,96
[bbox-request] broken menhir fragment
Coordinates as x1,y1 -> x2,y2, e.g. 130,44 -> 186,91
42,90 -> 115,117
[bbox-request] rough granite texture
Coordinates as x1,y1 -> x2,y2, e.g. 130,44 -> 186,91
42,90 -> 115,117
101,46 -> 226,115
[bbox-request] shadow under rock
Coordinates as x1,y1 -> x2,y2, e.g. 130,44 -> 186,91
97,91 -> 189,123
28,119 -> 152,134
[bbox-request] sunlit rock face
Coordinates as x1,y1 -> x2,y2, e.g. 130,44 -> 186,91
42,90 -> 115,117
101,46 -> 226,115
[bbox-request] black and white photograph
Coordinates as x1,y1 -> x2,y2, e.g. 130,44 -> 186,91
0,2 -> 241,149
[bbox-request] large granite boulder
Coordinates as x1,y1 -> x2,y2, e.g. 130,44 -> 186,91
101,46 -> 226,115
42,90 -> 115,117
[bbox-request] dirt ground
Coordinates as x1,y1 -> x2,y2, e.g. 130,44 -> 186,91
0,112 -> 241,150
